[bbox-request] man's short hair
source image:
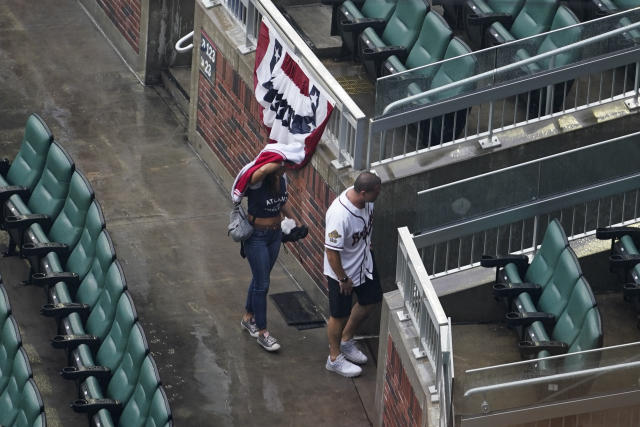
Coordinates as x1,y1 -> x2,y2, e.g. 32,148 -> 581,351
354,171 -> 381,193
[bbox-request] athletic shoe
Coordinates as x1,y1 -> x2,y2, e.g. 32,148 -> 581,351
325,354 -> 362,377
241,318 -> 259,338
340,339 -> 368,364
257,332 -> 281,352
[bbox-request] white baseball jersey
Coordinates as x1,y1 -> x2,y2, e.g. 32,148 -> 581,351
324,187 -> 374,286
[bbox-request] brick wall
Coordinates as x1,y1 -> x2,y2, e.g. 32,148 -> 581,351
383,335 -> 423,427
195,31 -> 335,289
97,0 -> 141,53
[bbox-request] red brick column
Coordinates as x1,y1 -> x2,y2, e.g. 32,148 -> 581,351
383,335 -> 423,427
97,0 -> 141,53
196,30 -> 336,290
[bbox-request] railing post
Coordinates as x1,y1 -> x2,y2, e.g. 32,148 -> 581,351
352,116 -> 367,170
627,61 -> 640,110
479,100 -> 500,148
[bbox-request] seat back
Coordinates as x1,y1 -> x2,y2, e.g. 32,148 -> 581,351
615,0 -> 640,9
106,323 -> 150,405
85,261 -> 129,341
563,306 -> 603,372
96,292 -> 139,371
510,0 -> 558,39
0,285 -> 10,326
118,355 -> 162,427
405,12 -> 453,70
74,230 -> 117,308
145,386 -> 173,427
551,278 -> 597,345
63,200 -> 107,281
0,348 -> 32,425
536,5 -> 582,69
6,114 -> 53,191
361,0 -> 397,20
11,378 -> 45,427
47,170 -> 95,248
536,247 -> 582,318
0,317 -> 22,395
27,141 -> 75,219
487,0 -> 526,15
430,37 -> 477,96
381,0 -> 427,47
525,219 -> 568,286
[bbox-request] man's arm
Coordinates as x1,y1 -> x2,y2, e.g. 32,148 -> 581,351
326,249 -> 353,295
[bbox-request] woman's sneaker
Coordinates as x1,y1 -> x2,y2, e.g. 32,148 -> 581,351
241,318 -> 259,338
340,339 -> 368,364
325,354 -> 362,377
257,332 -> 281,351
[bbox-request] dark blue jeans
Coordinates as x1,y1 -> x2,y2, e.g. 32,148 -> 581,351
244,228 -> 282,330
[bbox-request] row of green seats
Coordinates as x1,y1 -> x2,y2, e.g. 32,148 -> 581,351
0,282 -> 46,427
0,114 -> 172,426
482,219 -> 603,367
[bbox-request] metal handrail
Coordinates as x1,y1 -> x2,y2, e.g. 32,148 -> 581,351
175,31 -> 194,53
382,19 -> 640,115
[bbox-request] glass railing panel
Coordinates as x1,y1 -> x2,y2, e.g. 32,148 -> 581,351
375,8 -> 640,117
457,342 -> 640,417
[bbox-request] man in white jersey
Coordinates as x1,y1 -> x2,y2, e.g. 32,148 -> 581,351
324,171 -> 382,377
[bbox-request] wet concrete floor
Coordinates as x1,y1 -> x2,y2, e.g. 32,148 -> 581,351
0,1 -> 376,425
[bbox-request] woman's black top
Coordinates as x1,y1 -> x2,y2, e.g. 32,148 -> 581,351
246,175 -> 288,218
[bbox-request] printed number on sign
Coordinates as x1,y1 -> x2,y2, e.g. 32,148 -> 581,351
200,57 -> 212,78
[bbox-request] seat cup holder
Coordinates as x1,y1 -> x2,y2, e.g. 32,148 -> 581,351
42,303 -> 54,310
519,340 -> 533,347
32,272 -> 45,279
506,312 -> 520,320
52,335 -> 66,343
493,283 -> 507,290
610,254 -> 624,261
624,283 -> 639,290
62,366 -> 78,374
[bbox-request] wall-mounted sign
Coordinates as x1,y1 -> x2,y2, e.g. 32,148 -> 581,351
200,30 -> 216,83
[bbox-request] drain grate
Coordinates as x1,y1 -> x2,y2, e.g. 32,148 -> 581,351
336,76 -> 373,95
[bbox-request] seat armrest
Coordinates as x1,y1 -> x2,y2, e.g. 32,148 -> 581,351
506,311 -> 555,328
467,12 -> 513,28
623,283 -> 640,298
61,365 -> 111,382
487,25 -> 508,46
493,282 -> 541,299
591,0 -> 617,16
596,226 -> 640,241
341,18 -> 386,33
480,254 -> 528,269
2,213 -> 49,231
362,46 -> 407,63
41,302 -> 90,319
0,185 -> 30,205
51,334 -> 99,351
519,340 -> 569,356
71,398 -> 121,416
609,254 -> 640,270
28,271 -> 78,289
21,242 -> 69,259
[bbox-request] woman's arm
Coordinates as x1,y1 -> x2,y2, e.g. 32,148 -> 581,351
250,162 -> 283,184
280,202 -> 300,226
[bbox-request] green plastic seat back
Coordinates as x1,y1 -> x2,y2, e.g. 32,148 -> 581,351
0,348 -> 32,425
615,0 -> 640,9
27,142 -> 74,219
536,248 -> 581,318
12,379 -> 44,427
47,170 -> 94,248
75,230 -> 117,308
106,323 -> 149,404
552,278 -> 596,345
0,286 -> 10,326
510,0 -> 557,39
0,318 -> 22,395
85,262 -> 128,341
430,38 -> 477,96
536,6 -> 582,69
405,12 -> 452,70
6,114 -> 53,190
487,0 -> 526,15
381,0 -> 427,47
144,386 -> 172,427
96,292 -> 138,371
361,0 -> 397,20
563,307 -> 603,372
119,356 -> 162,427
525,219 -> 568,286
63,200 -> 106,280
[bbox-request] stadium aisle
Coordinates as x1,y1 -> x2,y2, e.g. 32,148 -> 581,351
0,1 -> 375,425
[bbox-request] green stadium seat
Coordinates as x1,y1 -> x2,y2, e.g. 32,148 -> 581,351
382,11 -> 453,76
0,347 -> 33,426
0,284 -> 11,325
145,386 -> 173,427
3,141 -> 75,256
10,378 -> 45,427
329,0 -> 397,58
0,114 -> 53,207
591,0 -> 640,16
464,0 -> 525,48
359,0 -> 428,79
486,0 -> 558,46
0,317 -> 22,395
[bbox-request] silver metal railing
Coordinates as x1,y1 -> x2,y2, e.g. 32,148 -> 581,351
366,9 -> 640,169
397,227 -> 453,426
412,132 -> 640,278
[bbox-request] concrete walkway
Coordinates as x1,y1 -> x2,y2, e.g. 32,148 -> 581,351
0,1 -> 376,425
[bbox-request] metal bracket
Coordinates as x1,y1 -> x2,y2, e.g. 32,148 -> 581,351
412,347 -> 427,359
625,97 -> 640,111
428,385 -> 440,402
397,310 -> 410,321
201,0 -> 219,8
478,135 -> 501,149
331,159 -> 351,170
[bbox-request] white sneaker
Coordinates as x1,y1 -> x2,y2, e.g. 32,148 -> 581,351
340,339 -> 368,364
325,354 -> 362,377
